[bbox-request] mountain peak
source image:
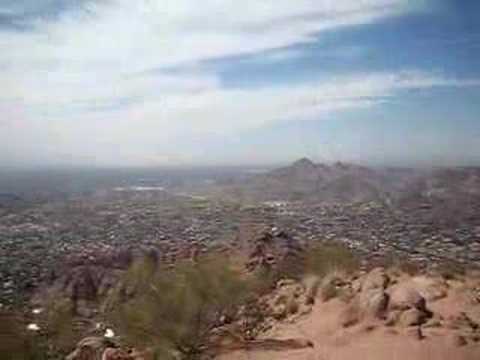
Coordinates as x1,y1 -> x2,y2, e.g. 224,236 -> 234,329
291,157 -> 316,168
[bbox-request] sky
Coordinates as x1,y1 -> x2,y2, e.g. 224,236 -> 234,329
1,0 -> 479,168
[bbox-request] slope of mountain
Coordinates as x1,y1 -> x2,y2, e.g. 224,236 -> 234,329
214,158 -> 396,203
210,159 -> 480,226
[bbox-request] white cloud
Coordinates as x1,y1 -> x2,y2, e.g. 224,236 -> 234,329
2,0 -> 415,107
1,0 -> 478,166
2,70 -> 479,166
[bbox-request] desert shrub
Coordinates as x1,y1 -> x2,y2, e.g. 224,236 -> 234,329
249,265 -> 279,295
235,296 -> 270,340
0,311 -> 49,360
41,298 -> 80,356
276,252 -> 308,282
304,243 -> 359,278
110,256 -> 251,360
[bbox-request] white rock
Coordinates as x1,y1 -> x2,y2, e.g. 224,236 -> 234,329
104,328 -> 115,338
27,323 -> 40,331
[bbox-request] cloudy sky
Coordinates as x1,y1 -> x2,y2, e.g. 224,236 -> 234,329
1,0 -> 479,167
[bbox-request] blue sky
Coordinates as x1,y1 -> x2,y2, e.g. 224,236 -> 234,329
0,0 -> 479,167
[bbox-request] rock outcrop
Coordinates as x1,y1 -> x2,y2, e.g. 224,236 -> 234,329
66,337 -> 115,360
246,230 -> 304,276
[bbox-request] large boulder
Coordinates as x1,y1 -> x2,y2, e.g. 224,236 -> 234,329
246,230 -> 304,275
398,308 -> 429,327
411,276 -> 448,302
362,268 -> 390,292
339,270 -> 390,327
340,288 -> 389,327
389,284 -> 426,311
358,288 -> 389,318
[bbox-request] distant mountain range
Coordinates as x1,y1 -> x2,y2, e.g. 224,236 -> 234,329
215,158 -> 480,209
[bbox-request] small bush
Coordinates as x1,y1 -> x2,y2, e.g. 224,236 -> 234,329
110,256 -> 251,360
304,243 -> 359,277
41,298 -> 79,355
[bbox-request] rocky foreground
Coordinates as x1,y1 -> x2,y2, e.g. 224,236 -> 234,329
221,267 -> 480,360
1,228 -> 479,360
19,228 -> 479,360
59,265 -> 480,360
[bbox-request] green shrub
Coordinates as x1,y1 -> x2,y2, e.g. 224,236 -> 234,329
110,256 -> 250,360
304,243 -> 359,277
41,298 -> 79,356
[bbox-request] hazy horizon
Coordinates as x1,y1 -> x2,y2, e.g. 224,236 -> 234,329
1,1 -> 480,168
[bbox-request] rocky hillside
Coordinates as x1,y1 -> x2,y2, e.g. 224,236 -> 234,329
53,265 -> 480,360
225,158 -> 393,203
219,267 -> 480,360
